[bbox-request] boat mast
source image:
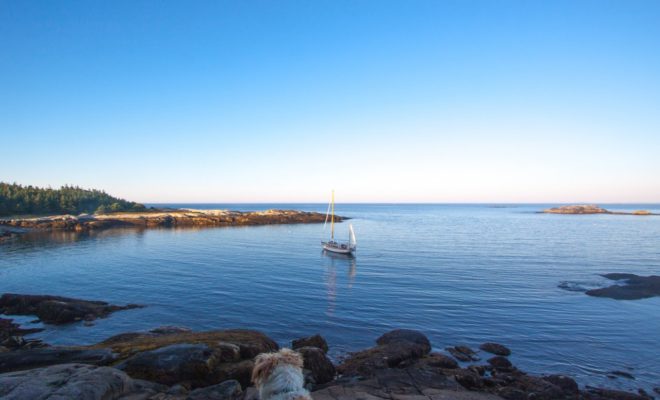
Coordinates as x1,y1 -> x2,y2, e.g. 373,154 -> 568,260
331,189 -> 335,240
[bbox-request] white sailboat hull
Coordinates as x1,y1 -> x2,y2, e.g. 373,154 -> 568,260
322,241 -> 355,254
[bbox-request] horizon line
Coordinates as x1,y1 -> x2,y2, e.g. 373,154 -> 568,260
143,201 -> 660,205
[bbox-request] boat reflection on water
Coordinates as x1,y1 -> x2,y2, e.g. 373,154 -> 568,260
322,250 -> 356,316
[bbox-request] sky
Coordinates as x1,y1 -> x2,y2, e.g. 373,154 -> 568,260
1,1 -> 659,203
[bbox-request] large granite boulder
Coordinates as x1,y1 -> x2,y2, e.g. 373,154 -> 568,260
337,329 -> 432,377
0,363 -> 165,400
94,328 -> 277,388
0,347 -> 117,373
0,293 -> 143,324
116,343 -> 220,387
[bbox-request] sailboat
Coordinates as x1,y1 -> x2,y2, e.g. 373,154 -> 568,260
322,190 -> 357,254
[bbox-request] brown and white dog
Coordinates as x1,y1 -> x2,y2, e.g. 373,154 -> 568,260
252,348 -> 312,400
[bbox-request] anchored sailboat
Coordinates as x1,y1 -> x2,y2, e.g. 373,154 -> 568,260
322,190 -> 356,254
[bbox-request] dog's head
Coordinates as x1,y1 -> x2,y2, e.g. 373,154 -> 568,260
252,348 -> 304,387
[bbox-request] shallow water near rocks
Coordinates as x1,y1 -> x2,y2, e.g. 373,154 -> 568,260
1,204 -> 659,392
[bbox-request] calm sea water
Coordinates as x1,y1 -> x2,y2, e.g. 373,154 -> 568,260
1,204 -> 659,392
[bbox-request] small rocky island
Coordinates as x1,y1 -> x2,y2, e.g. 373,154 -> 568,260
543,205 -> 657,215
0,209 -> 341,235
586,274 -> 660,300
1,294 -> 657,400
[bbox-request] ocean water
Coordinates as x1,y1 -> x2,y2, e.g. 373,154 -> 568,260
1,204 -> 659,392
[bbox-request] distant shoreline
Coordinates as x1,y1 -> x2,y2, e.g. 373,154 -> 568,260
541,204 -> 659,215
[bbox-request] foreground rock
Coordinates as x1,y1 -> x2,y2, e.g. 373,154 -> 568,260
0,293 -> 143,324
0,209 -> 344,233
186,379 -> 243,399
0,347 -> 117,373
337,329 -> 431,377
543,205 -> 657,216
92,327 -> 278,388
586,274 -> 660,300
0,363 -> 166,400
0,327 -> 653,400
297,346 -> 336,385
314,365 -> 494,400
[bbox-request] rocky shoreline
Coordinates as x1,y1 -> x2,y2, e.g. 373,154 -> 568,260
1,294 -> 657,400
0,209 -> 343,236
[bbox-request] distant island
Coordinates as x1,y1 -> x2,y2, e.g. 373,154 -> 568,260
0,209 -> 341,234
0,182 -> 145,217
542,204 -> 657,215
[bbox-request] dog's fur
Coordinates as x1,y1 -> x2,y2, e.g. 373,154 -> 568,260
252,348 -> 312,400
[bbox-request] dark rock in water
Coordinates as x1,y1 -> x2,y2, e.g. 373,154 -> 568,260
479,342 -> 511,356
297,346 -> 336,385
0,293 -> 143,324
447,345 -> 480,362
427,352 -> 459,369
584,386 -> 650,399
586,274 -> 660,300
0,363 -> 166,400
186,379 -> 243,400
292,333 -> 329,353
337,329 -> 431,377
376,329 -> 432,352
654,387 -> 660,395
609,370 -> 635,380
0,347 -> 117,373
487,356 -> 513,371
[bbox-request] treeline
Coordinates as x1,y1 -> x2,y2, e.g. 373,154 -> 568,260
0,182 -> 146,217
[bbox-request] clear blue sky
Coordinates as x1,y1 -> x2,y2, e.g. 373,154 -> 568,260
2,1 -> 659,203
